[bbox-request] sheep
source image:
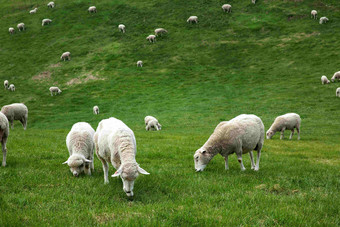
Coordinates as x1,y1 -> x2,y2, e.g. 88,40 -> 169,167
311,10 -> 317,19
60,52 -> 71,61
146,35 -> 156,43
331,71 -> 340,82
1,103 -> 28,130
93,106 -> 99,115
8,84 -> 15,91
17,23 -> 25,31
0,112 -> 9,167
30,8 -> 38,14
144,116 -> 162,131
47,2 -> 55,8
194,114 -> 264,172
94,117 -> 149,197
118,24 -> 125,33
42,19 -> 52,26
222,4 -> 232,13
154,28 -> 168,36
321,75 -> 330,84
137,60 -> 143,67
336,88 -> 340,98
266,113 -> 301,140
88,6 -> 97,13
252,0 -> 256,4
8,27 -> 15,34
319,17 -> 329,24
4,80 -> 8,89
49,86 -> 62,96
63,122 -> 95,177
187,16 -> 198,24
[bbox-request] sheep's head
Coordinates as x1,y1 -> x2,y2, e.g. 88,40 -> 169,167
111,163 -> 149,197
266,130 -> 275,139
62,154 -> 92,177
194,148 -> 213,172
58,89 -> 62,94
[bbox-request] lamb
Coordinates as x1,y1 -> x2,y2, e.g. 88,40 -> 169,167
187,16 -> 198,24
1,103 -> 28,130
63,122 -> 95,177
336,88 -> 340,98
60,52 -> 71,61
222,4 -> 232,13
94,117 -> 149,197
319,17 -> 329,24
9,27 -> 15,34
93,106 -> 99,115
4,80 -> 8,89
30,8 -> 38,14
146,35 -> 156,43
49,86 -> 62,96
154,28 -> 168,36
47,2 -> 55,8
8,84 -> 15,91
137,60 -> 143,67
42,19 -> 52,26
118,24 -> 125,33
266,113 -> 301,140
331,71 -> 340,82
321,75 -> 330,84
0,112 -> 9,167
144,116 -> 162,131
194,114 -> 264,172
311,10 -> 317,19
17,23 -> 25,31
252,0 -> 256,4
88,6 -> 97,13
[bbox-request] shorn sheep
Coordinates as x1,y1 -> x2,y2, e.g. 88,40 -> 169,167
336,88 -> 340,98
146,35 -> 156,43
60,52 -> 71,61
321,75 -> 330,84
118,24 -> 125,33
319,17 -> 329,24
155,28 -> 168,36
30,8 -> 38,14
42,19 -> 52,26
0,112 -> 9,167
63,122 -> 95,177
266,113 -> 301,140
331,71 -> 340,82
222,4 -> 232,13
49,86 -> 62,96
93,106 -> 99,115
47,2 -> 55,8
194,114 -> 264,172
4,80 -> 8,89
88,6 -> 97,13
9,27 -> 15,34
311,10 -> 317,19
1,103 -> 28,130
144,116 -> 162,131
8,84 -> 15,91
137,60 -> 143,67
17,23 -> 25,31
94,117 -> 149,197
187,16 -> 198,24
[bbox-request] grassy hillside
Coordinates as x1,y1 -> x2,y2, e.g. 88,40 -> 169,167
0,0 -> 339,225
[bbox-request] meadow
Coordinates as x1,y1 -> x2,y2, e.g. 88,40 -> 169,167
0,0 -> 339,225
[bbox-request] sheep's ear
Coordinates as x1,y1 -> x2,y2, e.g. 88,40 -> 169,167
200,150 -> 206,154
138,166 -> 150,175
62,160 -> 68,165
111,168 -> 122,177
84,159 -> 92,163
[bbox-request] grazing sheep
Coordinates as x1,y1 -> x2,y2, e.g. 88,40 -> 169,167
321,75 -> 330,84
118,24 -> 125,33
47,2 -> 55,8
49,86 -> 62,96
8,84 -> 15,91
311,10 -> 317,19
266,113 -> 301,140
1,103 -> 28,130
144,116 -> 162,131
42,19 -> 52,26
17,23 -> 25,31
88,6 -> 97,13
222,4 -> 232,13
252,0 -> 256,4
30,8 -> 38,14
319,17 -> 329,24
0,112 -> 9,167
336,88 -> 340,98
63,122 -> 95,177
331,71 -> 340,82
60,52 -> 71,61
9,27 -> 15,34
146,35 -> 156,43
137,60 -> 143,67
187,16 -> 198,24
154,28 -> 168,36
4,80 -> 8,89
194,114 -> 264,172
93,106 -> 99,115
94,117 -> 150,197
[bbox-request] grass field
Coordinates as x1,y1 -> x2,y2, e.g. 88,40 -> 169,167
0,0 -> 339,225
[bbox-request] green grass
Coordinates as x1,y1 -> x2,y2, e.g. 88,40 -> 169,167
0,0 -> 339,225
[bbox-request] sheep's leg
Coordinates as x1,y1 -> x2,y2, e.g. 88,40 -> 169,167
84,163 -> 91,175
96,149 -> 109,183
1,136 -> 7,167
249,151 -> 255,169
10,120 -> 14,129
255,149 -> 261,171
289,129 -> 294,140
236,150 -> 246,171
280,127 -> 286,140
296,126 -> 300,140
224,156 -> 229,170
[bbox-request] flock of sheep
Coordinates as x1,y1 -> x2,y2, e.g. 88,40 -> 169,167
1,1 -> 339,197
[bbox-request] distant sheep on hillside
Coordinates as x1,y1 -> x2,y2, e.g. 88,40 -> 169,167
336,88 -> 340,98
8,84 -> 15,91
118,24 -> 125,33
4,80 -> 9,89
252,0 -> 256,4
145,116 -> 161,131
187,16 -> 198,24
311,10 -> 317,19
93,106 -> 99,115
61,52 -> 71,61
266,113 -> 301,140
137,60 -> 143,67
222,4 -> 232,13
319,17 -> 329,24
146,35 -> 156,43
1,103 -> 28,130
331,71 -> 340,82
155,28 -> 168,36
42,19 -> 52,26
49,87 -> 62,96
321,75 -> 330,84
17,23 -> 25,31
9,27 -> 15,34
30,8 -> 38,14
88,6 -> 97,13
47,2 -> 55,8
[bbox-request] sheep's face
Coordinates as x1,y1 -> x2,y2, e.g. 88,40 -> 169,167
63,155 -> 91,177
194,148 -> 211,172
266,130 -> 275,139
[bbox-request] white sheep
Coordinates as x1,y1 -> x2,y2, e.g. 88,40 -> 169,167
155,28 -> 168,36
1,103 -> 28,130
319,16 -> 329,24
47,2 -> 55,8
146,35 -> 156,43
137,60 -> 143,67
30,8 -> 38,14
187,16 -> 198,24
63,122 -> 95,177
8,27 -> 15,34
194,114 -> 264,172
252,0 -> 256,4
266,113 -> 301,140
0,112 -> 9,167
118,24 -> 125,33
321,75 -> 330,84
8,84 -> 15,91
17,23 -> 25,31
93,106 -> 99,115
4,80 -> 8,89
311,10 -> 317,19
88,6 -> 97,13
144,116 -> 162,131
94,117 -> 149,197
222,4 -> 232,13
42,19 -> 52,26
336,88 -> 340,98
49,86 -> 62,96
331,71 -> 340,82
60,52 -> 71,61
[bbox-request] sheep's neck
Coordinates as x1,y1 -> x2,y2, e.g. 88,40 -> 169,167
118,137 -> 136,164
